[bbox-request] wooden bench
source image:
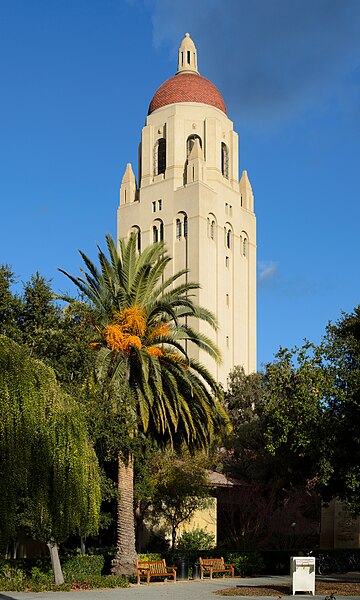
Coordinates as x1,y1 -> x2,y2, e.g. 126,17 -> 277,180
135,559 -> 177,585
199,557 -> 234,580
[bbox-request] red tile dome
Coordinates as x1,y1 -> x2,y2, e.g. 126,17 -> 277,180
148,72 -> 227,115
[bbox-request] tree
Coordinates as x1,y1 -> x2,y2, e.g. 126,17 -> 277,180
150,449 -> 213,550
0,336 -> 101,584
320,306 -> 360,514
0,265 -> 23,343
59,234 -> 230,575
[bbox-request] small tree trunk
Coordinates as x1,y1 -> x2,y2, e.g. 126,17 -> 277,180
80,536 -> 86,555
111,453 -> 138,576
47,540 -> 64,585
135,500 -> 143,553
171,525 -> 177,551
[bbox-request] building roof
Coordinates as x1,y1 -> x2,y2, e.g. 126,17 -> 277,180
206,470 -> 245,488
148,72 -> 227,116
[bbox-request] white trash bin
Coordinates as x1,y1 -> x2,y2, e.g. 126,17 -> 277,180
290,556 -> 315,595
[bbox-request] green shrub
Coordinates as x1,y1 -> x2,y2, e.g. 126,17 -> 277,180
176,528 -> 215,551
138,553 -> 162,561
226,552 -> 266,577
0,555 -> 128,592
80,575 -> 128,588
62,554 -> 105,581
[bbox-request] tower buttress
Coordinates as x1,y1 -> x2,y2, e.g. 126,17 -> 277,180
239,170 -> 254,211
120,163 -> 137,205
186,138 -> 206,183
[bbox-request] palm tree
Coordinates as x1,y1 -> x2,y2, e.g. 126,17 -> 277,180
59,234 -> 230,575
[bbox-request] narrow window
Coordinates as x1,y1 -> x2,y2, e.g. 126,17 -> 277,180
181,51 -> 184,66
176,218 -> 182,240
225,203 -> 228,214
229,205 -> 232,216
226,293 -> 229,307
183,215 -> 188,238
152,201 -> 156,213
226,229 -> 231,249
153,225 -> 158,244
225,256 -> 229,268
157,138 -> 166,175
226,335 -> 229,348
243,238 -> 247,256
158,199 -> 162,211
137,230 -> 141,253
159,221 -> 164,241
221,142 -> 229,179
210,220 -> 215,240
187,50 -> 191,64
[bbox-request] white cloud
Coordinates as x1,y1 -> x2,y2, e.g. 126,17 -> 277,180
258,261 -> 278,285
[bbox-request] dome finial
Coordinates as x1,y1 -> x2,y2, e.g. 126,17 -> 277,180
177,33 -> 199,75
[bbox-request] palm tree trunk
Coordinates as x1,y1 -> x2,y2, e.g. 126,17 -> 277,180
111,452 -> 138,576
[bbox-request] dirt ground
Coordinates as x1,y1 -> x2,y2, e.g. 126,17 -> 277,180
215,581 -> 360,596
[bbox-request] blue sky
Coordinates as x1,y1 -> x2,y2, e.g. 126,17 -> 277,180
1,0 -> 360,370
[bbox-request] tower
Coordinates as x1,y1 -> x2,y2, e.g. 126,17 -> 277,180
117,34 -> 256,383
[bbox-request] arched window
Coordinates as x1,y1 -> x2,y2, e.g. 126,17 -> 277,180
226,229 -> 231,249
243,237 -> 247,256
175,212 -> 188,241
153,225 -> 158,243
183,215 -> 188,239
221,142 -> 229,179
186,134 -> 202,157
153,220 -> 164,244
210,220 -> 215,240
130,226 -> 141,253
154,138 -> 166,175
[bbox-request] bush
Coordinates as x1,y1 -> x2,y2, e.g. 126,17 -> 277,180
62,553 -> 105,581
138,553 -> 162,561
177,529 -> 215,551
226,552 -> 266,577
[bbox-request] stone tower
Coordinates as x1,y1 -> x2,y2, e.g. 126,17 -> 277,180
117,34 -> 256,383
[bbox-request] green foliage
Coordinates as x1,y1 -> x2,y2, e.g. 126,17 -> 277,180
150,449 -> 213,549
62,554 -> 104,580
320,306 -> 360,513
138,553 -> 162,561
0,265 -> 97,398
0,557 -> 128,591
176,528 -> 215,551
225,552 -> 266,576
0,335 -> 101,546
0,265 -> 23,343
60,234 -> 230,453
59,234 -> 231,571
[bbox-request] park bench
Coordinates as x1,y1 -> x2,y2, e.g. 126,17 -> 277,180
199,557 -> 234,580
135,559 -> 177,585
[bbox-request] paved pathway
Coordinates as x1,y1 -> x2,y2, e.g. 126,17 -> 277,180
0,574 -> 359,600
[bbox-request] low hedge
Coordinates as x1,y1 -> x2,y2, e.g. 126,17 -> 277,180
0,555 -> 128,591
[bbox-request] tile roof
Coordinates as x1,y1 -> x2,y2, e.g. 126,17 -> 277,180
148,72 -> 227,115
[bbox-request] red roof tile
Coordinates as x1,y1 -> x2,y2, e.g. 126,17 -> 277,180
148,72 -> 227,115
